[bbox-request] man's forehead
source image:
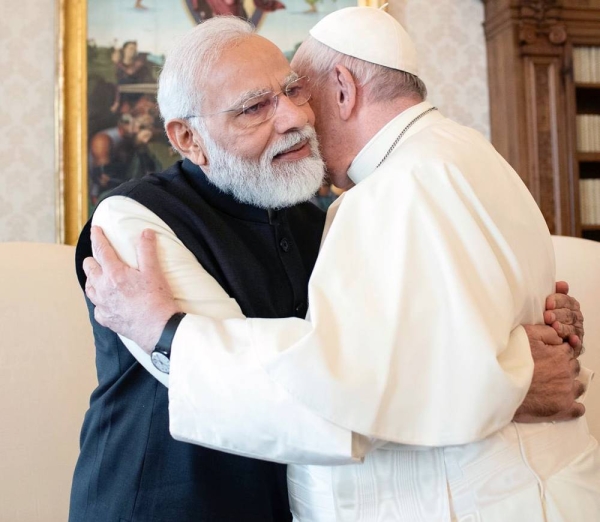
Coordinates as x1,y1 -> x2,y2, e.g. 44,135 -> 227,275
202,35 -> 295,107
225,71 -> 300,107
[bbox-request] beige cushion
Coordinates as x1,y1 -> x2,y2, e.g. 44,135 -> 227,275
552,235 -> 600,439
0,242 -> 96,522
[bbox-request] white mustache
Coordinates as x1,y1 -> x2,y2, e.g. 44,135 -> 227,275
265,125 -> 317,160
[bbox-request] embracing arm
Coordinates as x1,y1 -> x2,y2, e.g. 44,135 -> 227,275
87,224 -> 587,449
86,172 -> 586,448
88,197 -> 364,464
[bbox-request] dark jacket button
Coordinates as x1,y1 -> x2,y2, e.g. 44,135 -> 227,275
279,238 -> 290,252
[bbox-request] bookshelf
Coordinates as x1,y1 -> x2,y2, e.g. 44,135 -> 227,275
483,0 -> 600,241
573,46 -> 600,240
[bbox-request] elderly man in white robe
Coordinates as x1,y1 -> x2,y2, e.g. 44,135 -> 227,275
83,8 -> 599,522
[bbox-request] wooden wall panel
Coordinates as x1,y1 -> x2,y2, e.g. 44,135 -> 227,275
482,0 -> 600,236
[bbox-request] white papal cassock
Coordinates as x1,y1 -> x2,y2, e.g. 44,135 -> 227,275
96,102 -> 599,521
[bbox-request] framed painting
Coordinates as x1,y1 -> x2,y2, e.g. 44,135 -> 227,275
57,0 -> 382,244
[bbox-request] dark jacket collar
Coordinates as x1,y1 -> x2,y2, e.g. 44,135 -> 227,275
181,159 -> 281,224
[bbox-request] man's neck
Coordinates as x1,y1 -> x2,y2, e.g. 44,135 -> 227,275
356,96 -> 422,151
325,96 -> 425,188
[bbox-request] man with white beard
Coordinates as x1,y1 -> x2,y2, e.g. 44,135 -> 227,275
78,12 -> 593,522
69,19 -> 327,522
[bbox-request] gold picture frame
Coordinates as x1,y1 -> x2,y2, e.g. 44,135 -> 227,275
56,0 -> 387,245
56,0 -> 88,245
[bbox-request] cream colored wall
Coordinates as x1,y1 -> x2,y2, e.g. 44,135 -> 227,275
402,0 -> 490,138
0,0 -> 489,243
0,0 -> 56,242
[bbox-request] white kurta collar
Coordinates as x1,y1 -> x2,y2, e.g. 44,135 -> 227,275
347,100 -> 441,185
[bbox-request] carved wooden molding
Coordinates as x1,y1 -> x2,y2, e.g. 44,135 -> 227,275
520,0 -> 559,23
519,0 -> 568,46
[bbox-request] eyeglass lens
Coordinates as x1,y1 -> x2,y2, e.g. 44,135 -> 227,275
238,77 -> 311,127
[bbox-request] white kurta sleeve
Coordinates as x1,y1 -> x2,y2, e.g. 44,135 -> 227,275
92,196 -> 361,464
172,151 -> 549,446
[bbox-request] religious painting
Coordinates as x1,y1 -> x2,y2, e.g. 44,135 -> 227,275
58,0 -> 359,244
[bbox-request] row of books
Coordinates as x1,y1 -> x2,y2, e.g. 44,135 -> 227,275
580,179 -> 600,225
576,115 -> 600,152
573,47 -> 600,83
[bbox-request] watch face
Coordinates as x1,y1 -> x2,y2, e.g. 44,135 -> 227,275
151,351 -> 170,374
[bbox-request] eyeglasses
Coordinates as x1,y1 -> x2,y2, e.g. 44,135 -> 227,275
185,76 -> 311,129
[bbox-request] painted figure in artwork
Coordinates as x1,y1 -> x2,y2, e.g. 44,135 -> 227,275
187,0 -> 285,24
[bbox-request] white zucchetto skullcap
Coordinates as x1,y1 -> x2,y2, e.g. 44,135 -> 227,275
309,6 -> 418,76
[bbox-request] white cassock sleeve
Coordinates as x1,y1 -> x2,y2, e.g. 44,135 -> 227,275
92,196 -> 366,465
171,156 -> 543,446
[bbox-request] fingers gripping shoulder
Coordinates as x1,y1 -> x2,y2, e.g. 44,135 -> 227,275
92,195 -> 184,269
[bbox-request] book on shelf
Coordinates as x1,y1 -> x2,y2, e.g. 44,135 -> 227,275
573,47 -> 600,84
576,115 -> 600,153
580,178 -> 600,225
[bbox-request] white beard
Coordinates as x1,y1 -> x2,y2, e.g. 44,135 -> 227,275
201,125 -> 325,209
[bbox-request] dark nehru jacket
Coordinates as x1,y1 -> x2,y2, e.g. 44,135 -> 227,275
70,159 -> 325,522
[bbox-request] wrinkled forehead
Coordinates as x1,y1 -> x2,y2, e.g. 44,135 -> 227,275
202,35 -> 296,110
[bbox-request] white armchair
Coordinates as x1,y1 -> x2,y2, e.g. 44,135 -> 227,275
0,242 -> 96,522
552,235 -> 600,439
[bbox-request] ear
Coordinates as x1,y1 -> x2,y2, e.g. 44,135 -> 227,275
165,119 -> 208,166
333,65 -> 358,121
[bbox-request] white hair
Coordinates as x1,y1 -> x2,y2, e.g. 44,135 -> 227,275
157,17 -> 254,123
292,36 -> 427,103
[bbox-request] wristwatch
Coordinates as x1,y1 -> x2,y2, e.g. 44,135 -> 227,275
151,312 -> 187,374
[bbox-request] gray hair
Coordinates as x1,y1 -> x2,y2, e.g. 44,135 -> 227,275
292,36 -> 427,104
157,17 -> 254,123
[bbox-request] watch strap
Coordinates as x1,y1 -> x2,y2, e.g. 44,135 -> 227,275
155,312 -> 187,357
